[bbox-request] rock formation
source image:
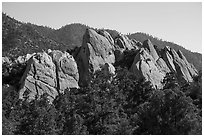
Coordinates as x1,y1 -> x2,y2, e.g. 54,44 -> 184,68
76,29 -> 115,84
162,46 -> 176,72
170,48 -> 195,82
19,50 -> 79,102
143,39 -> 159,61
130,48 -> 165,88
9,29 -> 199,102
156,57 -> 171,74
177,50 -> 198,77
129,39 -> 198,88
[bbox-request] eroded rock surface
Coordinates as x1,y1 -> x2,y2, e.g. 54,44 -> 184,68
76,29 -> 115,84
130,39 -> 198,88
130,48 -> 165,88
19,50 -> 79,102
143,39 -> 159,61
170,49 -> 195,82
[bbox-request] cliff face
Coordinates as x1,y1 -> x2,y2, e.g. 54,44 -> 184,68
74,29 -> 198,88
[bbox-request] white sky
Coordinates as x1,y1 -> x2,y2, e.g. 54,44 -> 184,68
2,2 -> 202,53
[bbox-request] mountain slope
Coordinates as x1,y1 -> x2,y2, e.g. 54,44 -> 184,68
128,32 -> 202,71
49,23 -> 89,50
2,13 -> 67,58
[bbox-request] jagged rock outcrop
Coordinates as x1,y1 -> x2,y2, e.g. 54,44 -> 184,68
130,39 -> 198,88
156,57 -> 171,73
161,46 -> 198,83
162,46 -> 176,72
19,50 -> 79,102
170,48 -> 194,82
143,39 -> 159,61
76,29 -> 115,84
130,48 -> 165,88
129,39 -> 171,88
177,50 -> 198,77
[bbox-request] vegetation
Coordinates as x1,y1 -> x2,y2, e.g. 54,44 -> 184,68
2,67 -> 202,135
2,13 -> 66,58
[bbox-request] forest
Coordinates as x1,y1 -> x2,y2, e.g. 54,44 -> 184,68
2,66 -> 202,135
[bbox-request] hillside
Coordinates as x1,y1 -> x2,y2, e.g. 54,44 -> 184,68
128,32 -> 202,71
2,13 -> 67,58
49,23 -> 89,50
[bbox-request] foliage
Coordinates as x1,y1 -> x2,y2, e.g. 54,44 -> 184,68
2,13 -> 66,58
2,62 -> 27,87
115,50 -> 139,69
186,71 -> 202,110
46,23 -> 89,51
3,67 -> 201,135
134,88 -> 201,135
10,95 -> 61,135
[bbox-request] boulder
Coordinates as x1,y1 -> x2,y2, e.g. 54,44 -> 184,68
76,29 -> 115,84
130,48 -> 165,88
19,50 -> 79,102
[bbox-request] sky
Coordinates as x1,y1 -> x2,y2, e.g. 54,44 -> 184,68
2,2 -> 202,53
